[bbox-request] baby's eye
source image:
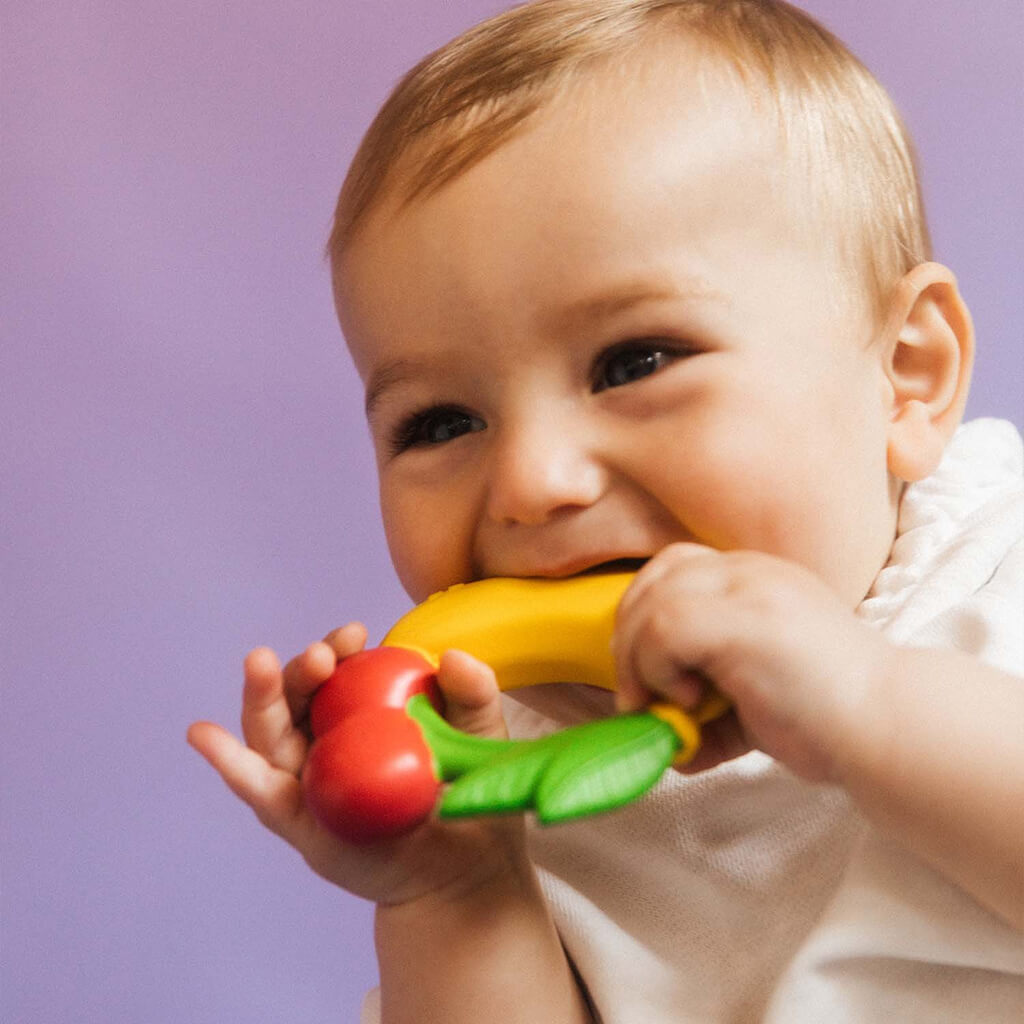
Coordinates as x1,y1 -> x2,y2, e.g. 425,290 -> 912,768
391,405 -> 486,452
593,342 -> 677,392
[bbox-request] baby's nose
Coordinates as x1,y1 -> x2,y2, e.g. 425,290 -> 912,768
484,418 -> 606,526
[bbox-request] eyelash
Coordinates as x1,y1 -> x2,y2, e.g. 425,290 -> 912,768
389,405 -> 485,454
388,339 -> 691,454
591,340 -> 685,392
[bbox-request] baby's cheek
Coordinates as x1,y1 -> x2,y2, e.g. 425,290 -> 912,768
703,425 -> 830,554
385,523 -> 440,602
382,501 -> 470,602
678,448 -> 798,554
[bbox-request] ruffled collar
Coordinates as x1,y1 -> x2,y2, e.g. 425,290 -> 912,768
858,418 -> 1023,637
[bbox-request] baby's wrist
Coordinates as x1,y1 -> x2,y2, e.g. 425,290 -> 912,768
377,829 -> 537,912
375,845 -> 545,947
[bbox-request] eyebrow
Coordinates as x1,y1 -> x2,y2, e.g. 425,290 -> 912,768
363,278 -> 724,417
365,357 -> 425,418
541,278 -> 724,336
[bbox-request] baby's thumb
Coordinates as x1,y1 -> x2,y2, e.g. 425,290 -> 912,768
436,649 -> 508,740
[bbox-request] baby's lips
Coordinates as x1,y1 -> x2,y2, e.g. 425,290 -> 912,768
309,647 -> 441,738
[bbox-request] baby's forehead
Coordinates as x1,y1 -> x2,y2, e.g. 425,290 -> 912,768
346,66 -> 832,274
389,33 -> 779,209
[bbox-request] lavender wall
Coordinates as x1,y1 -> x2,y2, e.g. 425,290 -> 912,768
3,2 -> 1020,1021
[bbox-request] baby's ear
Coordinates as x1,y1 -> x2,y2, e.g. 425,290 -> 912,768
881,262 -> 974,482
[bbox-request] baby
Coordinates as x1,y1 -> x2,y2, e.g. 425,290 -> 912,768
189,1 -> 1024,1021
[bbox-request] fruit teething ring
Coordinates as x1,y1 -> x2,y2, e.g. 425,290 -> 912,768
301,573 -> 728,844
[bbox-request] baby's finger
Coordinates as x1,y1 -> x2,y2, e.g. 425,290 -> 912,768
613,545 -> 729,710
241,647 -> 308,774
281,623 -> 368,720
613,623 -> 707,714
631,644 -> 709,710
187,721 -> 311,846
436,649 -> 508,740
282,641 -> 338,720
613,581 -> 672,711
321,621 -> 369,660
616,543 -> 716,612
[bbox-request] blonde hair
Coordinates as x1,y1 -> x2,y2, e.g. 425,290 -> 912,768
328,0 -> 931,318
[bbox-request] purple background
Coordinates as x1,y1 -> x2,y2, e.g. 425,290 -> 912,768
3,1 -> 1021,1020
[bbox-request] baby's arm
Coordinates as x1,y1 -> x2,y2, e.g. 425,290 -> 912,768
613,544 -> 1024,930
188,631 -> 593,1022
374,849 -> 590,1023
839,643 -> 1023,928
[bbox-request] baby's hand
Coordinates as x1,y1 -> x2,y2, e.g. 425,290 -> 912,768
613,544 -> 891,782
188,628 -> 527,908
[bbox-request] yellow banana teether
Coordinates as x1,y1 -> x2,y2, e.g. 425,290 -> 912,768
383,572 -> 635,692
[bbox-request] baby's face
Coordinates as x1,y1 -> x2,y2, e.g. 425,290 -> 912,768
337,44 -> 900,606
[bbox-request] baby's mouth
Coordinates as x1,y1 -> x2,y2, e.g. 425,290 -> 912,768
579,557 -> 649,576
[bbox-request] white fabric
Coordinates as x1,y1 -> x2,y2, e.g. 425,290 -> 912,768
362,418 -> 1024,1022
